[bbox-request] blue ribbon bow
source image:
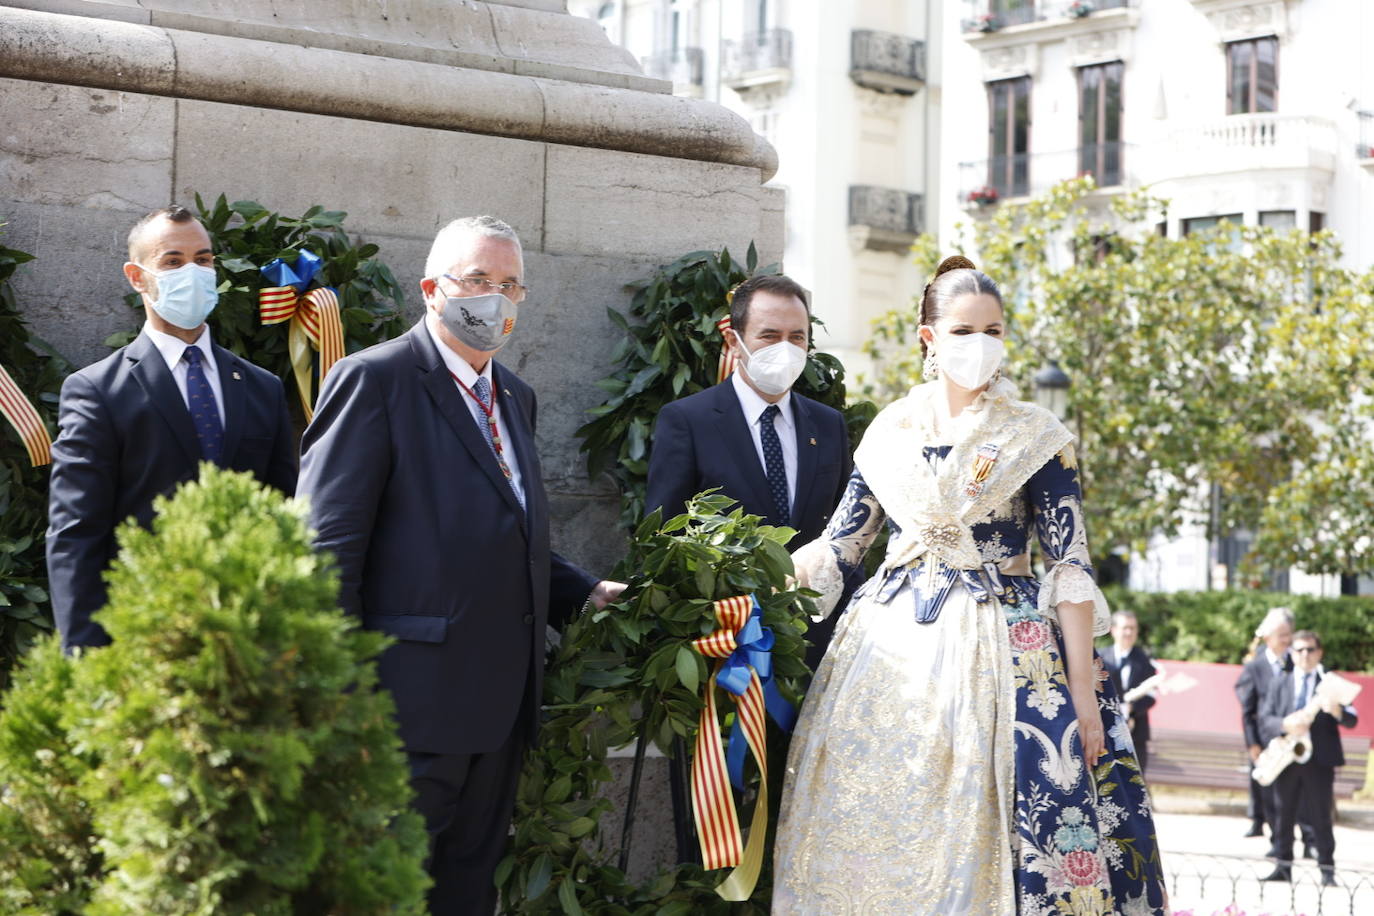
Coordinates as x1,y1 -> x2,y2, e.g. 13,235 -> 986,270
260,248 -> 323,292
717,596 -> 798,791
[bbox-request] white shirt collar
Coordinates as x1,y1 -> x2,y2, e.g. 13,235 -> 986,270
425,315 -> 493,388
1113,643 -> 1134,659
1265,647 -> 1287,668
143,321 -> 215,373
730,369 -> 793,429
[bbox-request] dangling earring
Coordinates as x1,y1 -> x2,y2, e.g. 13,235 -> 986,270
922,351 -> 939,381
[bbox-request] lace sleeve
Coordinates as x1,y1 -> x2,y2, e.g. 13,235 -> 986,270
792,469 -> 885,620
1027,445 -> 1111,636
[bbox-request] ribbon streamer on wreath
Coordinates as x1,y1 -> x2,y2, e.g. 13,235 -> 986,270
258,249 -> 344,422
0,363 -> 51,466
715,315 -> 736,383
690,594 -> 797,901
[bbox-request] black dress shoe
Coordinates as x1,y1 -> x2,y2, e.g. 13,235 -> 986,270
1321,871 -> 1338,887
1244,823 -> 1265,837
1261,867 -> 1291,882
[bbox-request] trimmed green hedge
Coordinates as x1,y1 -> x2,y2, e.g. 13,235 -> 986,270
1102,587 -> 1374,673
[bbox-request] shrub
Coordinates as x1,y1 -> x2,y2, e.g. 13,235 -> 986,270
0,467 -> 429,914
0,225 -> 70,689
1102,586 -> 1374,672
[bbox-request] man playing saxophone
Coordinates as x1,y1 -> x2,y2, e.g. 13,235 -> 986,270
1257,630 -> 1359,886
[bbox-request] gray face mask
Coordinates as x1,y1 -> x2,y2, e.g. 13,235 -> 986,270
438,290 -> 518,352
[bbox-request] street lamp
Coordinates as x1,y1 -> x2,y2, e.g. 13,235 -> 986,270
1033,360 -> 1071,420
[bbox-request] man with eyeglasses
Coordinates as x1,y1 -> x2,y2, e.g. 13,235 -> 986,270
297,215 -> 624,914
1257,629 -> 1358,886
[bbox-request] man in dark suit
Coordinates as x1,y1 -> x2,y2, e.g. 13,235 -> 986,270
1235,606 -> 1294,840
1259,629 -> 1359,886
47,206 -> 296,649
645,273 -> 852,669
297,216 -> 623,915
1099,611 -> 1158,772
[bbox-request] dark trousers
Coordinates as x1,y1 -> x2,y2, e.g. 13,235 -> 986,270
408,718 -> 527,916
1273,762 -> 1336,868
1247,773 -> 1268,826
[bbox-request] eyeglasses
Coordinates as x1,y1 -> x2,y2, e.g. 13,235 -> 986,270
1292,646 -> 1319,654
441,273 -> 528,301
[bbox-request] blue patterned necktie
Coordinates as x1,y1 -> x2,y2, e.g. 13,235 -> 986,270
759,403 -> 789,524
182,346 -> 223,463
472,376 -> 524,510
1294,672 -> 1312,712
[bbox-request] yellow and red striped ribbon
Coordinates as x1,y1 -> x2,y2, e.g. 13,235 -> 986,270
690,594 -> 772,901
258,286 -> 344,422
0,362 -> 51,466
716,315 -> 736,384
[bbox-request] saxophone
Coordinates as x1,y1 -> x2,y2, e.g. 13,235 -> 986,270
1252,671 -> 1361,787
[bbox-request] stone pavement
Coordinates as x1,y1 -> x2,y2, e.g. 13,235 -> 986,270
1154,796 -> 1374,916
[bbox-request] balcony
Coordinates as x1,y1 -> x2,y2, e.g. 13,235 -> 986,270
641,47 -> 705,97
848,185 -> 925,253
849,30 -> 926,96
1151,114 -> 1337,182
962,1 -> 1135,37
1355,111 -> 1374,169
722,29 -> 793,96
957,143 -> 1135,208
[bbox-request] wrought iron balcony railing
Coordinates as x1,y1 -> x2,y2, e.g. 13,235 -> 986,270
722,29 -> 793,90
957,143 -> 1134,207
849,30 -> 926,96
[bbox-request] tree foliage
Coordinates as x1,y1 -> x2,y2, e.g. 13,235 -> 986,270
862,177 -> 1374,577
1102,586 -> 1374,672
498,493 -> 813,913
0,467 -> 429,914
108,195 -> 407,423
0,226 -> 70,690
577,245 -> 875,529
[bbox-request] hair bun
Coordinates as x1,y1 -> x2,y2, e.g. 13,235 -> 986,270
934,254 -> 977,277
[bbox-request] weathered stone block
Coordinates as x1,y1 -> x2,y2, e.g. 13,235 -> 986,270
0,77 -> 173,212
171,101 -> 547,249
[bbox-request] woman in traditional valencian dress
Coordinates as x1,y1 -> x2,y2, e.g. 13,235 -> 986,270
773,257 -> 1169,915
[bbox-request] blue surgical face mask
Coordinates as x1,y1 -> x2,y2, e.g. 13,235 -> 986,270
145,263 -> 219,330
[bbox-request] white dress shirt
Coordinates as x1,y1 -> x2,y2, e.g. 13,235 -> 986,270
730,370 -> 796,511
426,317 -> 525,499
1265,647 -> 1288,678
1112,644 -> 1133,689
142,321 -> 225,426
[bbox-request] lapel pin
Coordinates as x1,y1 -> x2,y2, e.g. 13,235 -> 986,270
809,437 -> 817,446
232,371 -> 241,380
503,388 -> 512,397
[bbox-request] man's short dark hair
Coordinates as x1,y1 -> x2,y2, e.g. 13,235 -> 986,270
730,274 -> 810,337
126,205 -> 199,261
1293,629 -> 1322,649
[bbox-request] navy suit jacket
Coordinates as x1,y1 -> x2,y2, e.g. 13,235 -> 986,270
1236,651 -> 1290,749
1258,669 -> 1359,768
296,319 -> 596,756
1099,644 -> 1158,741
644,379 -> 851,548
47,330 -> 297,649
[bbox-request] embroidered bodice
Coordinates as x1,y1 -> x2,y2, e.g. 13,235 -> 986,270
794,380 -> 1110,634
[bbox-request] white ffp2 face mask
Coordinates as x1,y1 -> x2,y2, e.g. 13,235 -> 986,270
938,332 -> 1004,390
735,334 -> 808,396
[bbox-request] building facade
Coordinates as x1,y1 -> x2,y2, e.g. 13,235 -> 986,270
939,0 -> 1374,595
571,0 -> 940,370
